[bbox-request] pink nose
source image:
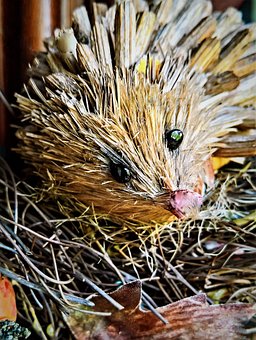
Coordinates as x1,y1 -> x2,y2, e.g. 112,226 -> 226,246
167,190 -> 203,219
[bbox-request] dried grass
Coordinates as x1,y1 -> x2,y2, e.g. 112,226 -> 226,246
0,155 -> 255,338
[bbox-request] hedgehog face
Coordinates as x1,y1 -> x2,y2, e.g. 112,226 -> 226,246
17,66 -> 220,224
72,73 -> 208,222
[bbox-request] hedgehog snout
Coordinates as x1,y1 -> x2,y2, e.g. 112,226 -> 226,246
167,190 -> 203,219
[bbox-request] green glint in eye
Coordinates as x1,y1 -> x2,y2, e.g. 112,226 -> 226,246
165,129 -> 183,151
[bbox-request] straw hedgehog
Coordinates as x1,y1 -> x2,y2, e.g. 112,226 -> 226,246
16,0 -> 256,225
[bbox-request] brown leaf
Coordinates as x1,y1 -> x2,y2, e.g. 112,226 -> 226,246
65,281 -> 256,340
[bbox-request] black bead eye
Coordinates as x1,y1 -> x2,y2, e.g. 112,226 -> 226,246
110,161 -> 131,183
165,129 -> 183,151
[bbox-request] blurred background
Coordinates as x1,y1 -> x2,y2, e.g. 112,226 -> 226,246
0,0 -> 255,156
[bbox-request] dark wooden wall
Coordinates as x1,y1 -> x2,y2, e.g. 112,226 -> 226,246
0,0 -> 84,153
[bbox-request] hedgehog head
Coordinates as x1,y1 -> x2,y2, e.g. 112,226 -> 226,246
16,1 -> 255,224
17,62 -> 228,224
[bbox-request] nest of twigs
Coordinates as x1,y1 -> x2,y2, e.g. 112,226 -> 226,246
1,0 -> 256,337
0,155 -> 255,338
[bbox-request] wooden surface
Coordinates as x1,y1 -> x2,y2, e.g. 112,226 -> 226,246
0,0 -> 84,151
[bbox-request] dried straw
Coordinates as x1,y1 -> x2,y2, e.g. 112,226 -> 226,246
0,155 -> 255,337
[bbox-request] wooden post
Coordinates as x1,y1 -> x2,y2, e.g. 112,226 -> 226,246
0,0 -> 84,153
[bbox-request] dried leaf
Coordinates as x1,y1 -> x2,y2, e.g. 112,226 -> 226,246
0,276 -> 17,322
65,281 -> 256,340
212,156 -> 232,170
